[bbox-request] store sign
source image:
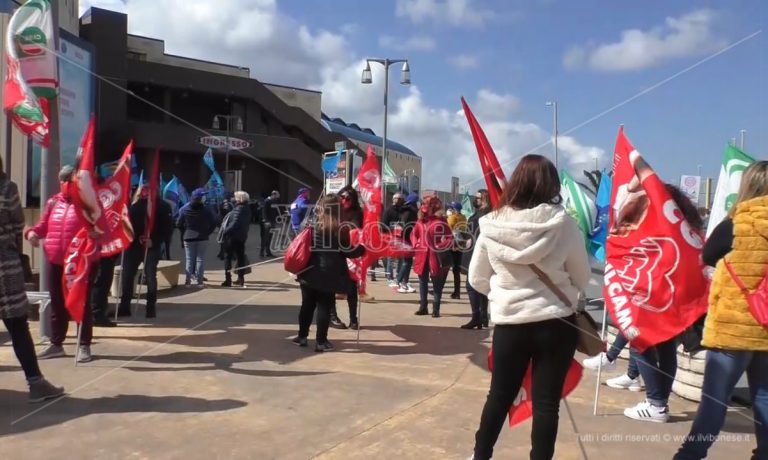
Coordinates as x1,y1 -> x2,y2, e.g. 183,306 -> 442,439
199,136 -> 252,150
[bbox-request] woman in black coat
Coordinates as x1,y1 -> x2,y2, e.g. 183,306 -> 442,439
219,191 -> 252,287
294,194 -> 365,352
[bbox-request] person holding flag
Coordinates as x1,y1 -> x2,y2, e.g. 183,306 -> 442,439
290,187 -> 312,237
675,161 -> 768,460
460,189 -> 492,330
411,195 -> 453,317
117,181 -> 173,318
26,166 -> 98,362
467,155 -> 590,460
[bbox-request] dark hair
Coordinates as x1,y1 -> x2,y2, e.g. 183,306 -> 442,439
317,194 -> 348,245
665,184 -> 705,231
339,185 -> 361,210
498,154 -> 561,210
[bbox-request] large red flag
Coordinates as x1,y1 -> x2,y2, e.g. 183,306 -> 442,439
98,141 -> 135,256
143,150 -> 160,243
63,118 -> 103,323
604,127 -> 709,352
348,146 -> 383,292
460,97 -> 505,206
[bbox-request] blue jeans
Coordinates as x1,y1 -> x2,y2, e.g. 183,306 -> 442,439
466,280 -> 488,324
674,350 -> 768,460
634,338 -> 678,406
184,240 -> 208,284
418,271 -> 446,310
384,258 -> 396,280
606,333 -> 640,380
397,257 -> 413,285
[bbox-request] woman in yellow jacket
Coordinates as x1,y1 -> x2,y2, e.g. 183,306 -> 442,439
447,201 -> 468,299
675,161 -> 768,460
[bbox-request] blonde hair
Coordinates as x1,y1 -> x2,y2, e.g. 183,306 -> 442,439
233,191 -> 250,204
731,161 -> 768,216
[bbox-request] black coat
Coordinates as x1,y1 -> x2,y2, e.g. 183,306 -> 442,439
129,198 -> 174,248
177,201 -> 217,241
261,197 -> 280,225
222,203 -> 252,242
298,225 -> 365,294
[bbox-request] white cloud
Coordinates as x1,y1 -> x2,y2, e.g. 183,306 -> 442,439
379,34 -> 437,52
556,136 -> 606,174
395,0 -> 493,28
82,0 -> 605,190
447,54 -> 479,69
564,9 -> 726,72
80,0 -> 127,13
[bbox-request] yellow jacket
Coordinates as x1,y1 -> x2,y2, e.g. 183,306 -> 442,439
703,196 -> 768,351
447,212 -> 467,232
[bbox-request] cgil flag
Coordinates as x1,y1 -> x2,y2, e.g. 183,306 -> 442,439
561,170 -> 596,247
3,0 -> 58,145
590,172 -> 612,262
707,145 -> 755,237
98,141 -> 135,257
143,151 -> 160,242
605,127 -> 709,352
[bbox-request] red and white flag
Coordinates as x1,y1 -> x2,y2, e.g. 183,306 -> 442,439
605,127 -> 709,352
98,141 -> 135,256
63,118 -> 104,323
142,150 -> 160,243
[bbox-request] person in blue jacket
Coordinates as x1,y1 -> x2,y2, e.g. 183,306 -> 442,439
290,187 -> 311,236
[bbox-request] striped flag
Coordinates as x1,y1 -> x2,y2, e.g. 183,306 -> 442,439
561,170 -> 596,245
707,145 -> 754,237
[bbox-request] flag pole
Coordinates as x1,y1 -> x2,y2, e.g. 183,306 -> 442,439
132,246 -> 149,314
563,398 -> 588,459
356,288 -> 362,345
114,252 -> 125,321
74,323 -> 82,367
593,304 -> 609,416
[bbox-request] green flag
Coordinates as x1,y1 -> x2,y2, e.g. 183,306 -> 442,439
383,157 -> 397,184
460,191 -> 473,219
707,144 -> 755,237
560,170 -> 596,245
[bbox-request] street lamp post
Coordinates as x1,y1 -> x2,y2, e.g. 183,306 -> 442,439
545,101 -> 559,168
361,58 -> 411,201
740,129 -> 747,150
212,114 -> 243,173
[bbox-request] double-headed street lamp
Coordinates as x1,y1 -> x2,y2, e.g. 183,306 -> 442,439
545,101 -> 559,168
212,114 -> 244,172
361,58 -> 411,200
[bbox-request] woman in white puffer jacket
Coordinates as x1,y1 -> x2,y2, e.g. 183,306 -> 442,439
468,154 -> 591,460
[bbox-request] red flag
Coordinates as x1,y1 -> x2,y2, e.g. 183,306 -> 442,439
143,150 -> 161,242
98,141 -> 135,256
351,145 -> 384,290
487,349 -> 582,427
63,118 -> 104,323
605,127 -> 709,352
460,97 -> 505,207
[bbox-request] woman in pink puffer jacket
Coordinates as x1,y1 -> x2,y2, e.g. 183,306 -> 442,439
25,166 -> 94,363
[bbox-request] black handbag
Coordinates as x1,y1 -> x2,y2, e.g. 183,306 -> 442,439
20,253 -> 33,284
436,249 -> 453,271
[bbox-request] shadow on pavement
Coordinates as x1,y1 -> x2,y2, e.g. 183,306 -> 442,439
0,392 -> 247,437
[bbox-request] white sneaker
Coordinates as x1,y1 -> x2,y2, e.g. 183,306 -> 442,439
624,400 -> 669,423
606,374 -> 643,391
397,284 -> 409,293
582,352 -> 615,371
404,283 -> 416,293
387,279 -> 399,288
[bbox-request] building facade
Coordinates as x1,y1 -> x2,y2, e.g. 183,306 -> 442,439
79,7 -> 349,201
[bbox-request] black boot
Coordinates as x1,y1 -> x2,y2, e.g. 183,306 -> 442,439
432,301 -> 441,318
481,304 -> 489,328
461,318 -> 482,329
414,302 -> 429,315
221,272 -> 232,287
145,304 -> 156,319
235,275 -> 245,287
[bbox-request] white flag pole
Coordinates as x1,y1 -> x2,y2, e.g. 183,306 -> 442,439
73,323 -> 82,367
593,303 -> 609,416
114,252 -> 125,321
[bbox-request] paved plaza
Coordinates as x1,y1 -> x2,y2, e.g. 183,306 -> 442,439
0,235 -> 758,459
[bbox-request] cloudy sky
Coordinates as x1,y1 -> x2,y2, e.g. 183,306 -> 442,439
79,0 -> 765,192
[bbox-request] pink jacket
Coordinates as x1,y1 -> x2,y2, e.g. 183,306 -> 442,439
27,192 -> 86,265
411,216 -> 454,277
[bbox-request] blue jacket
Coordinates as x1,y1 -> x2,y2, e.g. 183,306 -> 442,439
290,195 -> 310,230
176,201 -> 217,241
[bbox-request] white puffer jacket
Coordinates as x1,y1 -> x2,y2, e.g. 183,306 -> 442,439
468,204 -> 591,325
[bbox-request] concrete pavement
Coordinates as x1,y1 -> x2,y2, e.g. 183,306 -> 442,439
0,250 -> 759,459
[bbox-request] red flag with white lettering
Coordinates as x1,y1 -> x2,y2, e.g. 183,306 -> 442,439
604,127 -> 709,352
98,141 -> 135,257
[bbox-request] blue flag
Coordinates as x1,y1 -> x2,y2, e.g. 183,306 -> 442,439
177,179 -> 190,207
322,150 -> 342,173
130,154 -> 140,187
203,148 -> 216,172
589,172 -> 612,262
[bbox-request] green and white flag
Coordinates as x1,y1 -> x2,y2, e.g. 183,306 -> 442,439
560,170 -> 596,245
460,191 -> 473,219
383,157 -> 397,184
707,144 -> 755,237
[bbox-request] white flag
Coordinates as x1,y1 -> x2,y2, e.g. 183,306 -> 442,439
707,145 -> 754,237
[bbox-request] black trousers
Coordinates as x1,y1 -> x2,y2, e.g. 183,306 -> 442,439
466,281 -> 489,324
90,255 -> 118,320
224,240 -> 247,279
474,316 -> 577,460
298,285 -> 334,343
3,315 -> 41,381
119,245 -> 161,311
260,223 -> 274,255
450,250 -> 462,295
330,281 -> 358,324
